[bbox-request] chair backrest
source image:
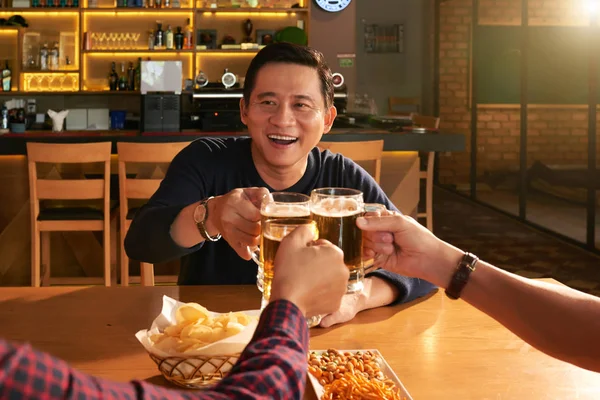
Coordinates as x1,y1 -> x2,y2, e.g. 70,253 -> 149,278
411,114 -> 440,130
388,97 -> 420,116
318,140 -> 384,183
117,142 -> 191,215
27,142 -> 112,220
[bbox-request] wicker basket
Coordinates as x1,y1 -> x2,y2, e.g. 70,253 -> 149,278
149,352 -> 241,389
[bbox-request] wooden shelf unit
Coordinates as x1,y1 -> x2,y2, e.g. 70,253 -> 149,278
0,1 -> 310,94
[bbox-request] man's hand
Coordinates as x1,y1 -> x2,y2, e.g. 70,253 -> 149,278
270,225 -> 349,318
210,187 -> 270,260
358,213 -> 461,287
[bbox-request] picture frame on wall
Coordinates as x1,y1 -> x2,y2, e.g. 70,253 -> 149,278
196,29 -> 217,50
256,29 -> 277,46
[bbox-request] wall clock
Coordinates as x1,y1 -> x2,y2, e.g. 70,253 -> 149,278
314,0 -> 352,13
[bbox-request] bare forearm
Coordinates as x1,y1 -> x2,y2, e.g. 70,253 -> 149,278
429,244 -> 600,372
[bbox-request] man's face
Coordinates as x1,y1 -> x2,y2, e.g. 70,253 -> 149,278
240,62 -> 336,170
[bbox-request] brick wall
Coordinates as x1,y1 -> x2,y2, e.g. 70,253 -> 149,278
439,0 -> 593,187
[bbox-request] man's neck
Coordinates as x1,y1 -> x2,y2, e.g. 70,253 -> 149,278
251,148 -> 308,191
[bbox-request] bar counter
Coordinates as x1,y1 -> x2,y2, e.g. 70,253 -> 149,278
0,128 -> 465,286
0,128 -> 465,155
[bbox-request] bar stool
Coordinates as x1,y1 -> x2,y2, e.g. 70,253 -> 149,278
411,114 -> 441,232
27,142 -> 113,287
118,141 -> 191,286
318,140 -> 384,183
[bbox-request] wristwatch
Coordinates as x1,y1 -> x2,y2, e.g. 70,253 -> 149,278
445,252 -> 479,300
194,197 -> 222,242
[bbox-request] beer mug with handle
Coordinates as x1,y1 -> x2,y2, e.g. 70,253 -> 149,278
310,188 -> 387,294
250,192 -> 311,292
260,217 -> 322,328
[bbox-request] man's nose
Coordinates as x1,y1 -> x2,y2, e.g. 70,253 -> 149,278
269,104 -> 296,127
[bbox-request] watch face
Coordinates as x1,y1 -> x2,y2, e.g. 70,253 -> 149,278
315,0 -> 352,12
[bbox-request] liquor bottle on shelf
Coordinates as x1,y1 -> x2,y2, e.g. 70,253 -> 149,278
154,0 -> 162,8
2,61 -> 11,92
174,26 -> 183,50
127,61 -> 135,90
165,25 -> 174,50
1,105 -> 8,130
148,30 -> 155,50
118,62 -> 128,91
172,0 -> 179,7
40,43 -> 49,71
135,57 -> 141,90
184,18 -> 193,49
108,62 -> 119,91
155,23 -> 164,49
49,42 -> 59,70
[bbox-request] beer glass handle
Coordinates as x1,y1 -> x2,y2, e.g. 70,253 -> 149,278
248,245 -> 260,265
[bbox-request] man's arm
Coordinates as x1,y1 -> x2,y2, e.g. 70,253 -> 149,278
125,142 -> 209,264
0,300 -> 309,400
431,242 -> 600,373
360,214 -> 600,373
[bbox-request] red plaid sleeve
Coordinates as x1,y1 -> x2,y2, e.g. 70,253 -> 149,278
0,299 -> 308,400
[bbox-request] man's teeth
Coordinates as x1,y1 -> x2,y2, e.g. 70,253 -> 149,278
268,135 -> 298,141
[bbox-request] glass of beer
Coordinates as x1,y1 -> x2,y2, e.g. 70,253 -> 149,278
260,217 -> 322,327
310,188 -> 366,293
252,192 -> 311,293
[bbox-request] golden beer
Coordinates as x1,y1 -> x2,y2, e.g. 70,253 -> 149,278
255,193 -> 310,295
310,188 -> 365,293
261,218 -> 317,303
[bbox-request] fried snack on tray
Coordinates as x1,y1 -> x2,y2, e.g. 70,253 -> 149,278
308,349 -> 404,400
149,302 -> 257,354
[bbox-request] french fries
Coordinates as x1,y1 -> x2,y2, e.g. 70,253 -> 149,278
149,302 -> 257,354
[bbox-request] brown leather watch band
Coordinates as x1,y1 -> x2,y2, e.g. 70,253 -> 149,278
194,197 -> 222,242
445,252 -> 479,300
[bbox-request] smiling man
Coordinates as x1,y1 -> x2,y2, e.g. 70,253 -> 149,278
125,43 -> 434,327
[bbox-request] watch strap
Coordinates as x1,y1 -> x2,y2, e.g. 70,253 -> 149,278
445,252 -> 479,300
194,197 -> 222,242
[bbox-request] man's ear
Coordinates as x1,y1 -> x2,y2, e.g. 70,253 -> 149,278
322,105 -> 338,134
239,98 -> 248,125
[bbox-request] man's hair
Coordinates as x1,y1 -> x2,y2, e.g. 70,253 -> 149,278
243,42 -> 334,108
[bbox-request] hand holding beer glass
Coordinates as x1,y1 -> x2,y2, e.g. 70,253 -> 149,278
310,188 -> 386,294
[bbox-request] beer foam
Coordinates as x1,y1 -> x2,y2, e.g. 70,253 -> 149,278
262,203 -> 310,217
311,197 -> 362,217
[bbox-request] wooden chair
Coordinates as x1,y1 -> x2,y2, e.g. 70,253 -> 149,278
27,142 -> 112,287
117,142 -> 191,286
318,140 -> 384,183
388,97 -> 420,116
411,114 -> 441,232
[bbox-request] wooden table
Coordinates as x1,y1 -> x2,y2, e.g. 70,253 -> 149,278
0,282 -> 598,399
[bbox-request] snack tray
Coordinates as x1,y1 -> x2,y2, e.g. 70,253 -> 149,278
308,349 -> 413,400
